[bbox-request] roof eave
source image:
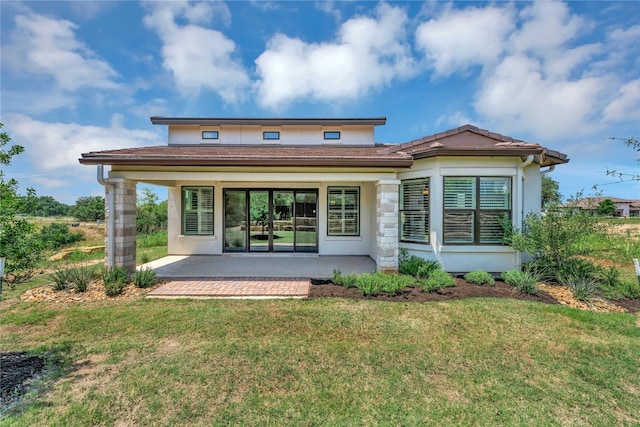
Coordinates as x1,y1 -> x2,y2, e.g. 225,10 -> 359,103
409,147 -> 544,160
150,117 -> 387,126
78,157 -> 412,168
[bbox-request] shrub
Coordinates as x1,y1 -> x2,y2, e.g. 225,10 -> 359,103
133,268 -> 157,288
464,270 -> 495,286
399,252 -> 440,278
596,267 -> 640,300
67,265 -> 94,292
378,274 -> 414,295
140,253 -> 150,265
332,269 -> 357,288
102,267 -> 130,297
51,267 -> 72,291
565,276 -> 598,301
356,273 -> 379,296
501,270 -> 538,295
39,222 -> 84,250
419,269 -> 456,292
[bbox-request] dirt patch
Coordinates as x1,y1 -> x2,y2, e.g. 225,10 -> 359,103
309,278 -> 638,313
0,352 -> 46,412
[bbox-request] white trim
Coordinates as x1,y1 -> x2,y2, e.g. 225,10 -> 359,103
440,167 -> 516,176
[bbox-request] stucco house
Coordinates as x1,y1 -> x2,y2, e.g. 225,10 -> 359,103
568,196 -> 640,218
79,117 -> 568,274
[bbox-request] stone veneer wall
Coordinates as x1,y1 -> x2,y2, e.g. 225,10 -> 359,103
105,178 -> 137,273
375,180 -> 400,273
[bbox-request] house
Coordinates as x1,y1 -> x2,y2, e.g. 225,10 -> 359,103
568,197 -> 640,218
79,118 -> 568,274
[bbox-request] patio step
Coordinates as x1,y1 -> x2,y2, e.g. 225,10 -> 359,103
146,277 -> 310,299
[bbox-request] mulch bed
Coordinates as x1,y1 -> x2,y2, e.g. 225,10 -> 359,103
0,352 -> 47,414
309,278 -> 638,313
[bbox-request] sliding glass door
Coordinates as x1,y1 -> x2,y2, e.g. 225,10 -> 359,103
224,189 -> 317,253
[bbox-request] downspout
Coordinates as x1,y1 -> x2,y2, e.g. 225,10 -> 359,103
515,155 -> 534,268
540,165 -> 555,175
97,164 -> 115,268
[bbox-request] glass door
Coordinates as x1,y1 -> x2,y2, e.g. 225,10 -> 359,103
294,191 -> 318,252
224,190 -> 247,252
273,191 -> 295,252
249,190 -> 270,252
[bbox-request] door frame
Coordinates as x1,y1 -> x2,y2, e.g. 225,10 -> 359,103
223,188 -> 318,253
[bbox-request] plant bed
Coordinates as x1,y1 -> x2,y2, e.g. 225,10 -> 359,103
310,277 -> 559,305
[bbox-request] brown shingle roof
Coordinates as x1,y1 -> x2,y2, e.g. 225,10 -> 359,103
79,145 -> 413,167
383,124 -> 569,166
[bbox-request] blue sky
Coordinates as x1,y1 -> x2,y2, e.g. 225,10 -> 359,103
1,0 -> 638,204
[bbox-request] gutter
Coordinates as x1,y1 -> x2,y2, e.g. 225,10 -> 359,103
515,155 -> 535,268
97,164 -> 115,268
540,165 -> 555,175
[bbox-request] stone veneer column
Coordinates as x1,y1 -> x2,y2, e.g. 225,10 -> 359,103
375,180 -> 400,273
105,178 -> 137,273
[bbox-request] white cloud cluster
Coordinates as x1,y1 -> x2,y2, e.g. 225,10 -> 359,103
3,12 -> 119,92
416,1 -> 639,140
255,3 -> 416,109
143,1 -> 249,104
5,114 -> 161,187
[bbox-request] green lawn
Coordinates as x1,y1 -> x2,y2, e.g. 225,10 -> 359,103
1,297 -> 638,425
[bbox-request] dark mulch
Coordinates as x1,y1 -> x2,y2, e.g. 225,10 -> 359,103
614,298 -> 640,313
309,278 -> 559,305
0,352 -> 46,413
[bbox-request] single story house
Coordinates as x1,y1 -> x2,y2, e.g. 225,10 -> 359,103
79,117 -> 568,274
567,196 -> 640,218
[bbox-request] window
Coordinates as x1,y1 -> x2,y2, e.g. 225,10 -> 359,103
400,178 -> 430,243
327,187 -> 359,236
263,131 -> 280,140
202,131 -> 219,140
324,131 -> 341,140
443,177 -> 511,244
182,187 -> 214,235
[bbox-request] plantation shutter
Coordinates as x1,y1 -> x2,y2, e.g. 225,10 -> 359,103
478,177 -> 510,244
182,187 -> 214,235
400,178 -> 429,243
327,187 -> 359,235
443,177 -> 475,244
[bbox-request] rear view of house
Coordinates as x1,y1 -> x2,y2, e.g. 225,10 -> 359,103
79,117 -> 568,274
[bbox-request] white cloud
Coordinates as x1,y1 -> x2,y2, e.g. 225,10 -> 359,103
415,1 -> 637,140
3,12 -> 119,92
255,3 -> 416,109
144,1 -> 249,103
415,5 -> 515,77
5,114 -> 161,175
603,80 -> 640,122
31,176 -> 70,189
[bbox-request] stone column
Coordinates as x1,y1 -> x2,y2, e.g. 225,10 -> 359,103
106,178 -> 137,273
375,180 -> 400,273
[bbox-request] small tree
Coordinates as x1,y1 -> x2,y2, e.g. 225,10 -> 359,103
597,199 -> 617,216
136,188 -> 167,234
541,175 -> 562,208
0,123 -> 44,282
70,196 -> 105,222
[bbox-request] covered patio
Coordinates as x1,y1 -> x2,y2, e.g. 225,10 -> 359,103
142,255 -> 375,299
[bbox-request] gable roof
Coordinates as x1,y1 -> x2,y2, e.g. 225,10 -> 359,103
79,145 -> 413,167
383,124 -> 568,166
569,196 -> 640,209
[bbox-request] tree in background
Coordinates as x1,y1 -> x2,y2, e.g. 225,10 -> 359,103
136,188 -> 168,234
22,195 -> 70,217
0,123 -> 44,282
597,199 -> 617,217
70,196 -> 105,222
541,175 -> 562,208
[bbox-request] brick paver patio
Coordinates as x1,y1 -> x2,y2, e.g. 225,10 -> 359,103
147,277 -> 310,299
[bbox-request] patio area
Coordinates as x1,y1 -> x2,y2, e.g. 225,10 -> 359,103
141,255 -> 376,299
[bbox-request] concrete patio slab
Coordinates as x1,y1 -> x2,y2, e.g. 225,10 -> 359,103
139,255 -> 376,279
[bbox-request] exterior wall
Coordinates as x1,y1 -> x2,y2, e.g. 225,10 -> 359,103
168,124 -> 375,146
397,156 -> 541,274
375,180 -> 400,273
106,178 -> 137,273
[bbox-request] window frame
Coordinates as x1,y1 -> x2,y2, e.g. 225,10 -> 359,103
443,176 -> 512,245
181,186 -> 214,236
262,131 -> 280,140
399,178 -> 430,244
323,131 -> 341,140
327,186 -> 360,236
201,130 -> 219,140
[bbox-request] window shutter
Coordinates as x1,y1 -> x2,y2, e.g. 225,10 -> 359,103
182,187 -> 214,235
400,179 -> 429,243
444,177 -> 475,209
444,212 -> 474,244
327,187 -> 359,235
479,211 -> 508,244
479,177 -> 511,209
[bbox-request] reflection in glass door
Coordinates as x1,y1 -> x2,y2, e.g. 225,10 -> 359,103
223,189 -> 317,253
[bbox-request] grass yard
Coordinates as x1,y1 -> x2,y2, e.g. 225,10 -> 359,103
1,297 -> 639,425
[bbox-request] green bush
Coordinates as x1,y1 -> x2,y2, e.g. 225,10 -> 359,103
39,222 -> 84,250
102,267 -> 130,296
67,265 -> 94,292
133,268 -> 157,289
501,270 -> 538,295
565,276 -> 598,301
51,267 -> 72,291
464,270 -> 495,286
356,273 -> 379,296
332,269 -> 358,288
138,231 -> 168,249
596,267 -> 640,300
378,273 -> 414,295
418,269 -> 456,292
398,250 -> 440,278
